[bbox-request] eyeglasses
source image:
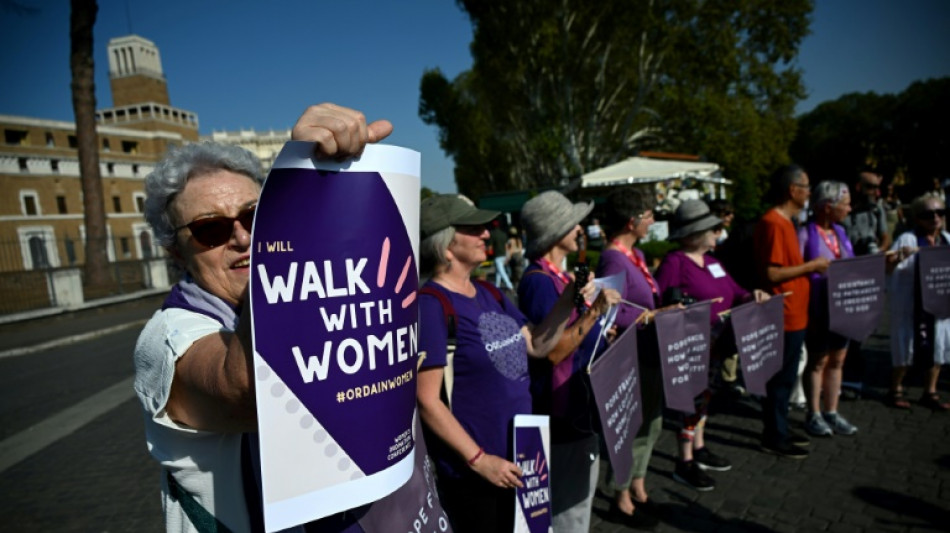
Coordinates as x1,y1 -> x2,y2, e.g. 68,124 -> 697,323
916,208 -> 946,219
791,182 -> 810,189
175,205 -> 256,248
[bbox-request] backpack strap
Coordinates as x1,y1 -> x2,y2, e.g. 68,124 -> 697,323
419,286 -> 458,409
473,279 -> 505,304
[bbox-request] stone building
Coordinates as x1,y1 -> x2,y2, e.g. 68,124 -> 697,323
0,34 -> 198,274
203,128 -> 291,172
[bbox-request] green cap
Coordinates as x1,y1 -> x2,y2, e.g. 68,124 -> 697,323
420,194 -> 500,239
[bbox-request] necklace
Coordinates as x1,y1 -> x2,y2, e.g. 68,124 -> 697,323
434,275 -> 476,296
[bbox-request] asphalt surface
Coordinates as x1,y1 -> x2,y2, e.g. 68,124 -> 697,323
0,294 -> 946,532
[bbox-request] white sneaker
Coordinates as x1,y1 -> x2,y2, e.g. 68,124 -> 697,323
805,412 -> 832,437
823,412 -> 858,436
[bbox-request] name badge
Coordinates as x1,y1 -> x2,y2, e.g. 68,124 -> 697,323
708,263 -> 727,279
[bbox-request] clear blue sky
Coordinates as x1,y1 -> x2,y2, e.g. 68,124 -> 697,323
1,0 -> 948,194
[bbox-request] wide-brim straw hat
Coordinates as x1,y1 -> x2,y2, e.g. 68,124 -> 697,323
521,191 -> 594,258
668,199 -> 722,240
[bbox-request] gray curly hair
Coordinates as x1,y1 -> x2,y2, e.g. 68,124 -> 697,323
812,181 -> 850,209
144,142 -> 263,247
420,226 -> 456,278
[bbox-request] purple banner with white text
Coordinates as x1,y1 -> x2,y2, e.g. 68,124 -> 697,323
730,297 -> 784,397
827,254 -> 886,341
513,415 -> 552,533
918,246 -> 950,319
251,142 -> 420,531
654,302 -> 712,413
359,415 -> 452,533
588,325 -> 641,486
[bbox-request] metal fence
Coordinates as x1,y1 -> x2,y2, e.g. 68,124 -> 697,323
0,235 -> 180,316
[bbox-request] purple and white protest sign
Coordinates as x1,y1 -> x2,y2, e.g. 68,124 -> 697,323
513,415 -> 551,533
358,414 -> 452,533
730,297 -> 784,397
654,302 -> 712,413
588,326 -> 641,486
918,246 -> 950,319
827,254 -> 886,341
251,142 -> 419,531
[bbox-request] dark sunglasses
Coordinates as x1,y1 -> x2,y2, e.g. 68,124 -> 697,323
916,208 -> 946,219
176,205 -> 256,247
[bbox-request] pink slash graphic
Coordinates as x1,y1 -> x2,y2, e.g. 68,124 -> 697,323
395,255 -> 412,293
377,237 -> 391,288
402,291 -> 416,308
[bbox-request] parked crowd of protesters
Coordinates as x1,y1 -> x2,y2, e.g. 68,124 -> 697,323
132,102 -> 947,533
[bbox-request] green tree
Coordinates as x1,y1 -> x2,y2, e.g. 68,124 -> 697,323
70,0 -> 110,286
790,77 -> 950,198
420,0 -> 812,216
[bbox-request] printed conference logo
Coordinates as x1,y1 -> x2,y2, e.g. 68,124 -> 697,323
479,311 -> 527,380
253,169 -> 418,475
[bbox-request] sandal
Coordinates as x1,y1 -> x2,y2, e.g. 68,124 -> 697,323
885,389 -> 911,410
919,392 -> 950,412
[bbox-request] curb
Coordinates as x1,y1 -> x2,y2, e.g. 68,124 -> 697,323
0,320 -> 148,360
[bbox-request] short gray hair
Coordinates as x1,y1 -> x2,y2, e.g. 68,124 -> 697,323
812,181 -> 849,209
420,226 -> 455,277
145,142 -> 263,247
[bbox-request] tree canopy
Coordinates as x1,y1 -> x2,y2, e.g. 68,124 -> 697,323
791,77 -> 950,200
420,0 -> 813,217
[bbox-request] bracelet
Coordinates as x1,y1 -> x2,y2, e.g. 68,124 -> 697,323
467,447 -> 485,467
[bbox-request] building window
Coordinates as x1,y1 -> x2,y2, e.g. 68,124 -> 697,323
18,157 -> 28,171
46,132 -> 55,147
107,162 -> 115,175
132,164 -> 140,176
28,236 -> 50,269
20,190 -> 40,216
56,195 -> 67,214
134,192 -> 146,213
5,129 -> 28,145
119,237 -> 131,258
68,135 -> 78,148
112,195 -> 122,213
103,138 -> 111,151
51,159 -> 59,172
121,140 -> 138,154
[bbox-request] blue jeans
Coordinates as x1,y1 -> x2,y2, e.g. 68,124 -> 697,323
762,329 -> 806,445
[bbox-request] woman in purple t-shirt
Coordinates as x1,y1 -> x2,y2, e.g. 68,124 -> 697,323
416,194 -> 611,533
655,199 -> 770,492
595,186 -> 664,529
798,181 -> 859,437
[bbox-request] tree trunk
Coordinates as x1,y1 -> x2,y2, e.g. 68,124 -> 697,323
70,0 -> 110,287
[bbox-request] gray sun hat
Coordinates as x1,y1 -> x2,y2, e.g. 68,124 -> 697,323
521,191 -> 594,258
421,194 -> 500,239
668,199 -> 722,240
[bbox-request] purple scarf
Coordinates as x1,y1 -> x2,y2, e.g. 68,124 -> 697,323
162,275 -> 239,330
804,222 -> 854,282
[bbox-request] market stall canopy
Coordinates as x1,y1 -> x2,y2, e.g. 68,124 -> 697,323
580,157 -> 729,188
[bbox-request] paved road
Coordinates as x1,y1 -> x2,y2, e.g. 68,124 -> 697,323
0,297 -> 946,532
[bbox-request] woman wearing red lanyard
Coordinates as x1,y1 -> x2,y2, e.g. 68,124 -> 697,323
518,191 -> 620,533
798,181 -> 859,437
595,186 -> 665,529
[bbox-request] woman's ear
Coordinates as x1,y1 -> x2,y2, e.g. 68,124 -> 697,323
166,243 -> 187,269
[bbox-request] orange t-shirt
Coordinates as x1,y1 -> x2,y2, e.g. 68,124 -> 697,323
754,208 -> 809,331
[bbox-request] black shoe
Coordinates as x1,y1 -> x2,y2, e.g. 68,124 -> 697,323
673,460 -> 716,491
609,501 -> 660,530
787,431 -> 810,447
760,440 -> 809,459
693,447 -> 732,472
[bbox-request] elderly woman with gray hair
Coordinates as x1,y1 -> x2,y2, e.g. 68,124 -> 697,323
134,104 -> 392,533
886,192 -> 950,411
797,181 -> 858,437
415,194 -> 610,532
518,191 -> 621,532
